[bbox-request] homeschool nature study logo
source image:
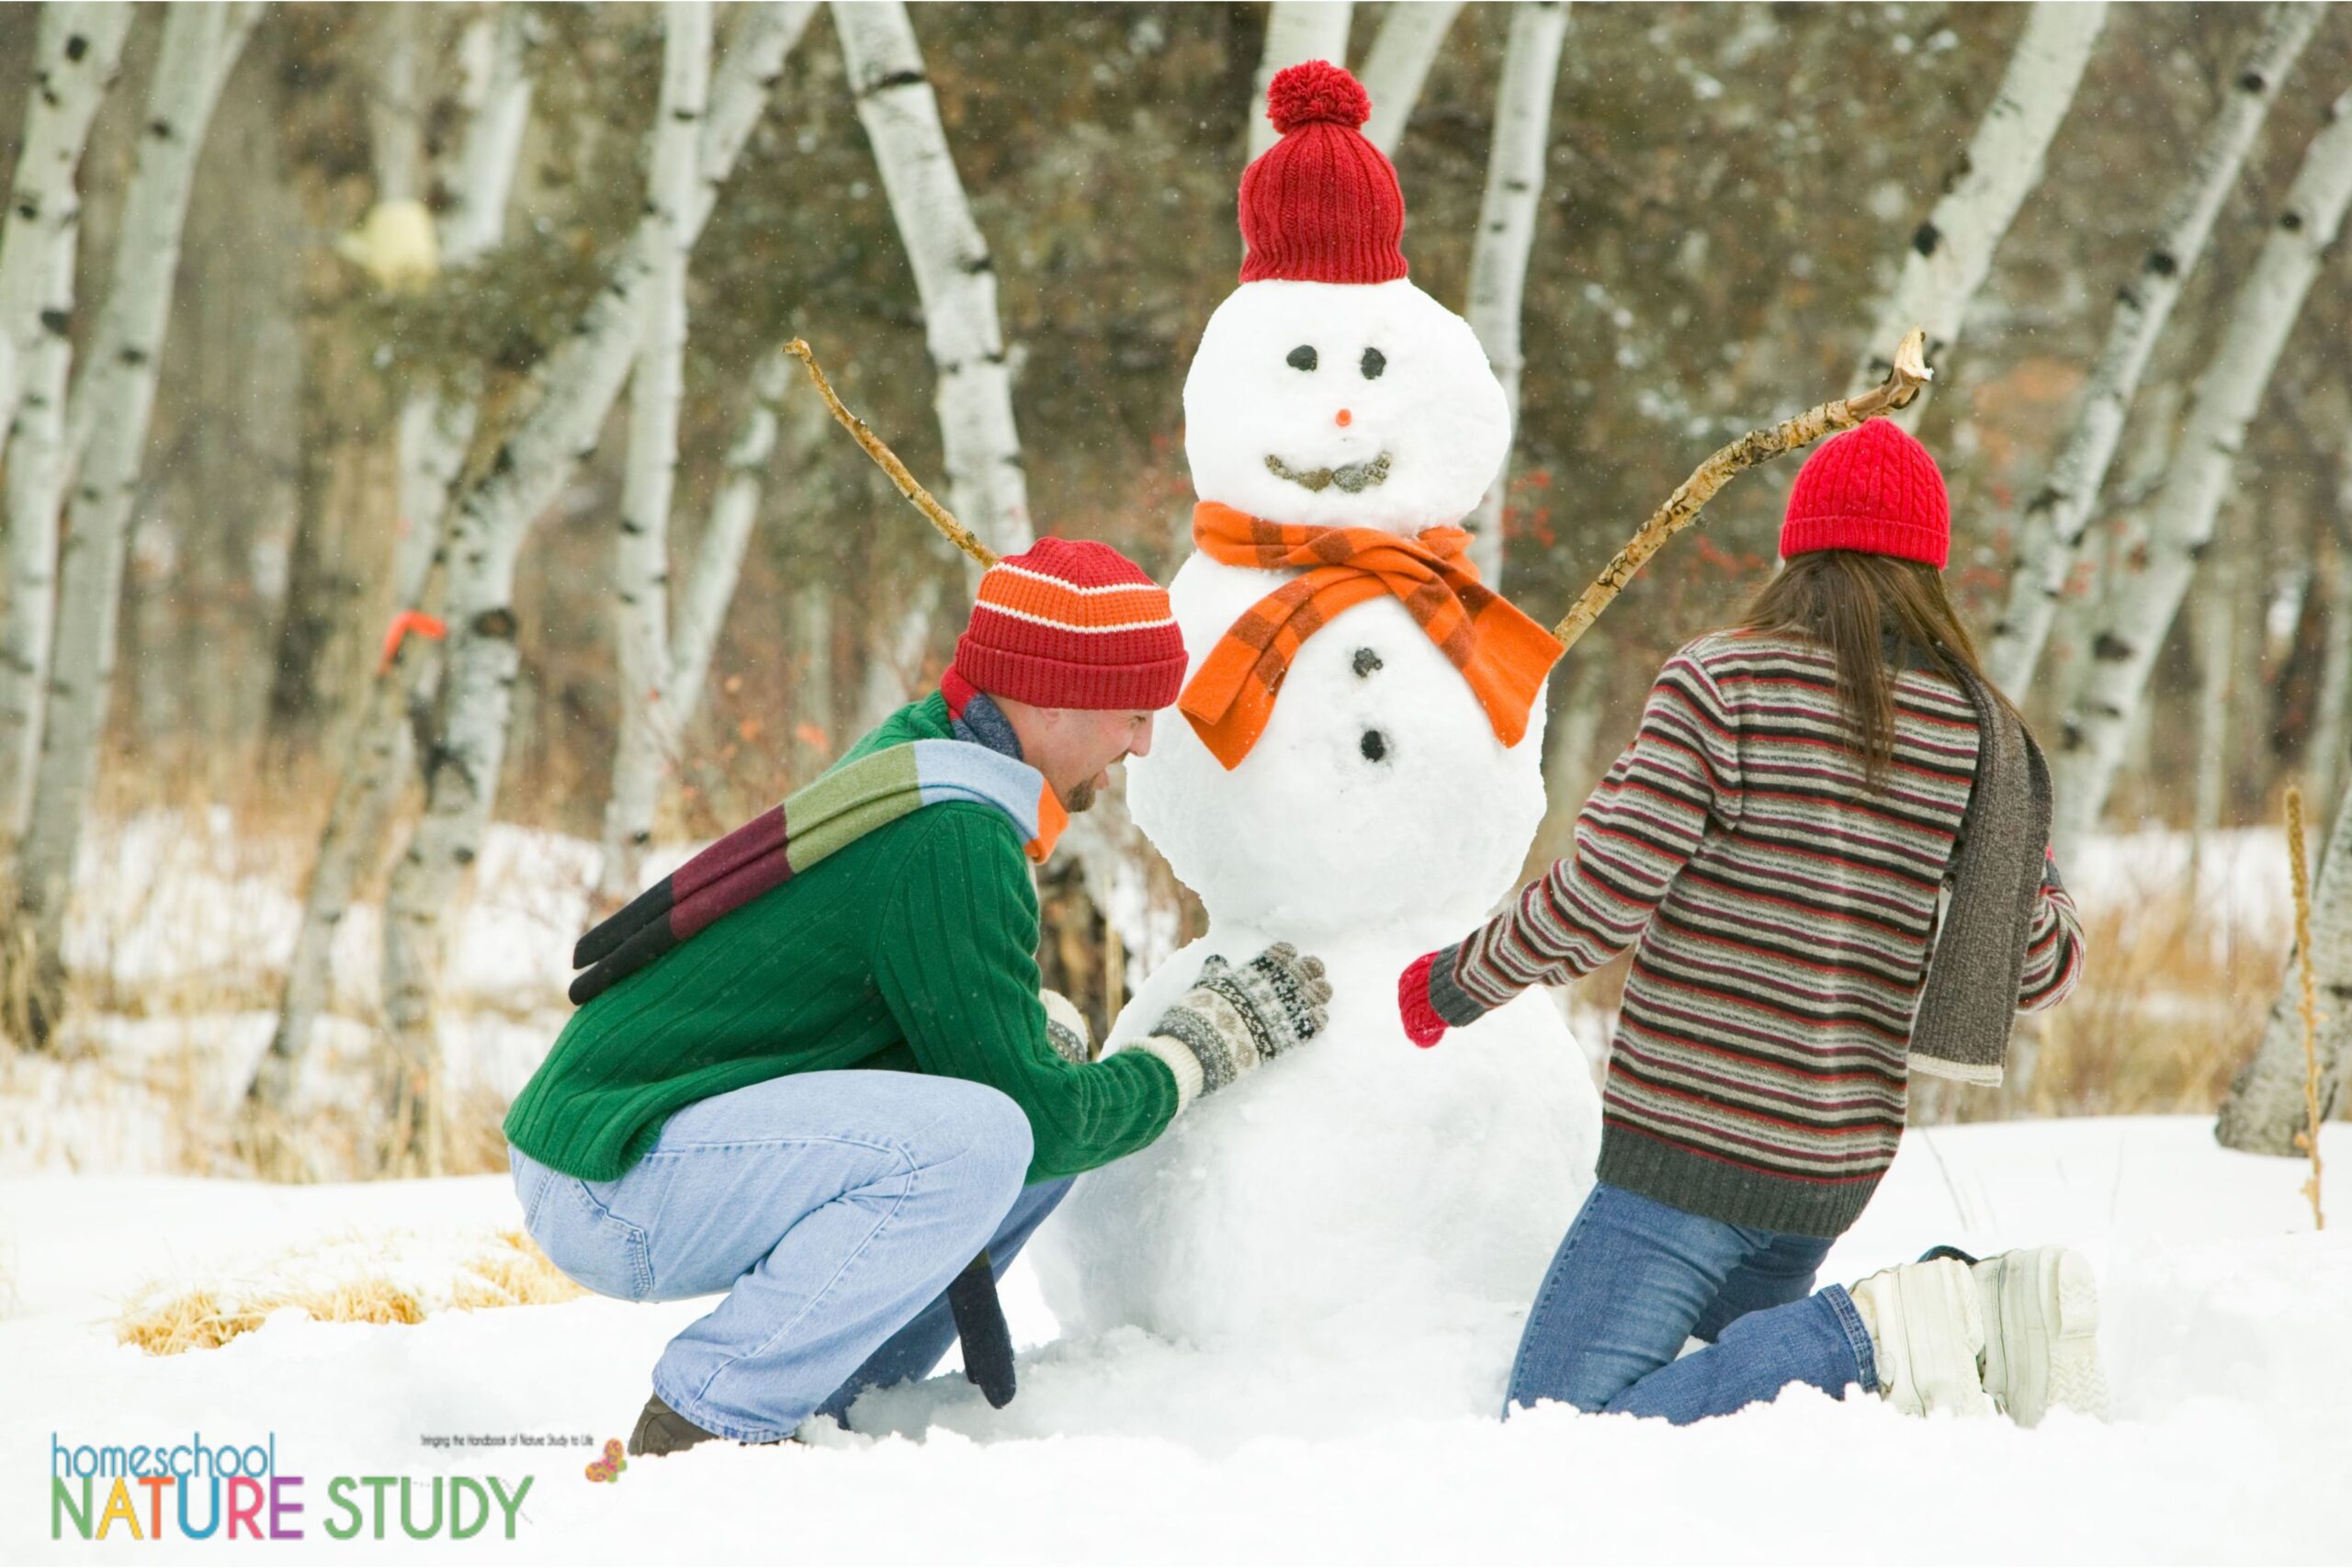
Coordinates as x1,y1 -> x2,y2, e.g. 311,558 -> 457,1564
50,1432 -> 534,1543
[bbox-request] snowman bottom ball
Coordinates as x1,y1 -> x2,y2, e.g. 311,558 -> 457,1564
1031,930 -> 1601,1353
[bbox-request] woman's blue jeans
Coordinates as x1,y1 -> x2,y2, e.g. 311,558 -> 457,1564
1506,1183 -> 1878,1424
511,1070 -> 1070,1442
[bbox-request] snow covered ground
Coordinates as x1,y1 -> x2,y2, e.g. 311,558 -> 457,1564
5,1115 -> 2346,1565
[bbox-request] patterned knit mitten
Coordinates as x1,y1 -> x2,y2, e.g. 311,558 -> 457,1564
1039,987 -> 1095,1065
1141,942 -> 1331,1101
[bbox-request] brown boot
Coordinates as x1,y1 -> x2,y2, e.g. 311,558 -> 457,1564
628,1393 -> 725,1457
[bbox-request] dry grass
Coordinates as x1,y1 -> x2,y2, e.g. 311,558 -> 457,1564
449,1229 -> 589,1312
119,1282 -> 424,1355
116,1231 -> 580,1356
1986,884 -> 2282,1122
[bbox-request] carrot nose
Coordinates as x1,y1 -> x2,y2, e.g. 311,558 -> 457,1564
1335,409 -> 1352,427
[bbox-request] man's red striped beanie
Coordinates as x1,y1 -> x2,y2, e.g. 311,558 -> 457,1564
950,537 -> 1188,711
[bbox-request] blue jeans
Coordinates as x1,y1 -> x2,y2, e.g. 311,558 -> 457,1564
1506,1183 -> 1878,1424
511,1070 -> 1069,1442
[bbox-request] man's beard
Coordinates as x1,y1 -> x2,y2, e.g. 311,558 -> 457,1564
1061,778 -> 1098,814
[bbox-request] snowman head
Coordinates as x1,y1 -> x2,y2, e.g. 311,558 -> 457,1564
1182,61 -> 1509,533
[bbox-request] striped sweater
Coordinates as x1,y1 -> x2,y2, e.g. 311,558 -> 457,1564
1440,630 -> 2086,1236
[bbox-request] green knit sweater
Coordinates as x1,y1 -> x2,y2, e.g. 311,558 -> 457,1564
502,694 -> 1179,1184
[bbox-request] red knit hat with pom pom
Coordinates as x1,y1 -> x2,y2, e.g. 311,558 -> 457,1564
1781,419 -> 1951,570
1238,61 -> 1408,285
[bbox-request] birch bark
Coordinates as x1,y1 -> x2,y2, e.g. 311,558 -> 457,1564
1358,1 -> 1462,156
1249,4 -> 1356,161
375,6 -> 797,1168
2041,383 -> 2179,699
2309,457 -> 2352,827
598,2 -> 713,902
366,6 -> 423,206
1854,2 -> 2108,412
1984,5 -> 2321,695
0,4 -> 130,440
668,346 -> 797,731
250,7 -> 537,1114
835,1 -> 1033,556
2190,517 -> 2239,839
1463,0 -> 1568,588
2052,90 -> 2352,853
0,3 -> 134,840
2217,771 -> 2352,1155
10,4 -> 257,1046
859,576 -> 944,735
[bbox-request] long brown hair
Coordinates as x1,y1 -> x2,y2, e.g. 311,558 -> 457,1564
1734,550 -> 2016,785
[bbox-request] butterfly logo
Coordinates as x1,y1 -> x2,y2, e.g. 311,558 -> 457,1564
584,1438 -> 628,1483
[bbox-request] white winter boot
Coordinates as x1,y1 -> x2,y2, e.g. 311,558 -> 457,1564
1846,1257 -> 1994,1417
1964,1246 -> 2109,1427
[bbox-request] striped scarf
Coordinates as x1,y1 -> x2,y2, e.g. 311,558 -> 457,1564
1181,502 -> 1565,769
570,727 -> 1066,1005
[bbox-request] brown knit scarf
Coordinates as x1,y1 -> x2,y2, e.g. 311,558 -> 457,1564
1908,661 -> 2053,1086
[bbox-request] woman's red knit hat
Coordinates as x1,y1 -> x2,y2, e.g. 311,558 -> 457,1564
1780,419 -> 1951,570
951,537 -> 1188,711
1238,61 -> 1408,285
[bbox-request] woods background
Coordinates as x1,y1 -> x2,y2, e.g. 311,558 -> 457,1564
1,0 -> 2347,1179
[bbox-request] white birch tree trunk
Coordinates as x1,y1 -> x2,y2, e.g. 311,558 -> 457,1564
668,346 -> 796,730
2042,382 -> 2180,697
0,4 -> 130,444
598,3 -> 713,902
0,3 -> 134,842
10,3 -> 256,1046
835,1 -> 1033,556
1358,0 -> 1463,156
2052,90 -> 2352,855
2191,523 -> 2238,840
860,577 -> 944,734
693,4 -> 815,238
250,7 -> 538,1116
794,583 -> 837,771
2217,771 -> 2352,1155
2309,461 -> 2352,829
376,6 -> 797,1169
1249,3 -> 1356,161
366,6 -> 423,205
1984,5 -> 2321,695
1463,0 -> 1568,588
1854,1 -> 2108,411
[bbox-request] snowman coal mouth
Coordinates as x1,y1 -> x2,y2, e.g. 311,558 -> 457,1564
1263,452 -> 1392,494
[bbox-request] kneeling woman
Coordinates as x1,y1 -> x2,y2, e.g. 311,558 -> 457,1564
1401,420 -> 2095,1426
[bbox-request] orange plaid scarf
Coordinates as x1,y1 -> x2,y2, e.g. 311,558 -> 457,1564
1181,501 -> 1566,769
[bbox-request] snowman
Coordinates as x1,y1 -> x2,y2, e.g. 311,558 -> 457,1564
1032,62 -> 1601,1393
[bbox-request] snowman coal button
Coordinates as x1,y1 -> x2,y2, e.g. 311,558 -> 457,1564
1351,648 -> 1383,677
1359,729 -> 1389,763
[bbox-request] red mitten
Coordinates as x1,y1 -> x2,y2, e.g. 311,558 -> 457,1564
1398,951 -> 1449,1049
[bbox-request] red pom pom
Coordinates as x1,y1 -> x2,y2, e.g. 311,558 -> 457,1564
1398,952 -> 1449,1050
1266,60 -> 1372,135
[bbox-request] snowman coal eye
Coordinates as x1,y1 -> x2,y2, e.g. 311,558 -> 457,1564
1286,344 -> 1318,372
1360,347 -> 1386,380
1360,729 -> 1389,763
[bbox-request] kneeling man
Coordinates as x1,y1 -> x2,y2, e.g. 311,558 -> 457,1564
503,539 -> 1329,1454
